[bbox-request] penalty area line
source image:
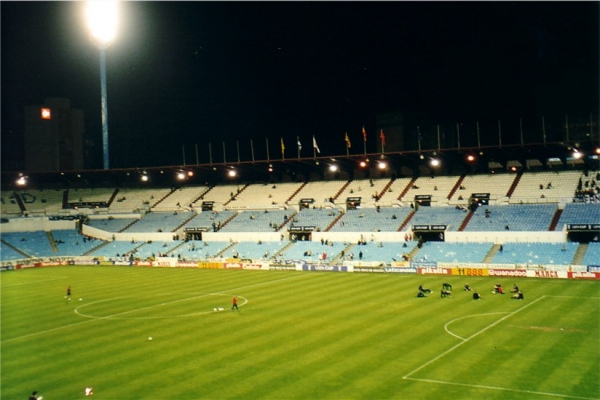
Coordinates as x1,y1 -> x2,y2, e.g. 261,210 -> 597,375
404,377 -> 597,400
403,295 -> 546,379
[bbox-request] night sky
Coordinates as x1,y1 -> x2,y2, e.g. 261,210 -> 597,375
2,1 -> 598,171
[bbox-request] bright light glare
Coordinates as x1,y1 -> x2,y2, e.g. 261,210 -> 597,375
430,159 -> 440,167
377,161 -> 387,170
329,165 -> 338,172
141,175 -> 148,182
86,1 -> 119,47
16,176 -> 27,186
177,172 -> 185,180
572,150 -> 583,159
228,170 -> 237,177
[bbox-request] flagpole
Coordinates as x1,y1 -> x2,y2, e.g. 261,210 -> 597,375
195,143 -> 199,164
182,145 -> 186,166
456,123 -> 461,150
222,142 -> 226,163
236,140 -> 240,163
476,122 -> 481,150
418,126 -> 422,153
345,132 -> 349,156
297,136 -> 301,159
498,119 -> 502,148
250,139 -> 255,162
519,118 -> 524,146
209,142 -> 213,165
266,138 -> 270,161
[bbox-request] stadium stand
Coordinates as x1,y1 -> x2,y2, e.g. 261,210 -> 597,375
412,242 -> 493,263
328,207 -> 411,232
509,171 -> 583,203
86,217 -> 139,232
2,170 -> 599,267
554,203 -> 600,230
465,204 -> 558,231
409,205 -> 470,231
581,242 -> 600,266
122,211 -> 196,233
491,242 -> 579,265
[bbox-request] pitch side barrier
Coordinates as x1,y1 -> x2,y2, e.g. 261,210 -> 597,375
3,257 -> 600,280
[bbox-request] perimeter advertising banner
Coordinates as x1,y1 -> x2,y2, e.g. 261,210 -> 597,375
569,271 -> 600,279
451,268 -> 489,277
198,261 -> 224,269
302,264 -> 349,272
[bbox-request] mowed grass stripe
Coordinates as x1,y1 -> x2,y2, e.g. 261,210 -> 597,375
2,267 -> 599,400
411,295 -> 599,399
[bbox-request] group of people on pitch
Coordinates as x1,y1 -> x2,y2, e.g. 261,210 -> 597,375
418,282 -> 524,300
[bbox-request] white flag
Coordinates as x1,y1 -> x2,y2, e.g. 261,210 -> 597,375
313,135 -> 320,154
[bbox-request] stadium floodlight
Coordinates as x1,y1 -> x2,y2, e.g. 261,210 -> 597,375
430,158 -> 440,167
16,175 -> 27,186
227,169 -> 237,178
572,149 -> 583,159
86,1 -> 119,170
329,164 -> 338,172
377,161 -> 387,170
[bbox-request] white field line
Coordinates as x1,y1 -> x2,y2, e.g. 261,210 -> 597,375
2,273 -> 308,344
443,312 -> 509,341
403,295 -> 546,379
405,377 -> 599,400
404,295 -> 599,399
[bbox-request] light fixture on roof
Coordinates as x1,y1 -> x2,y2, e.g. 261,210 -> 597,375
359,160 -> 368,168
176,171 -> 186,180
466,154 -> 476,162
572,149 -> 583,159
227,169 -> 237,178
430,158 -> 440,167
329,164 -> 338,172
377,160 -> 387,170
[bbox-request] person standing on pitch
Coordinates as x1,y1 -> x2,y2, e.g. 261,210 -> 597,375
231,295 -> 239,312
66,285 -> 71,301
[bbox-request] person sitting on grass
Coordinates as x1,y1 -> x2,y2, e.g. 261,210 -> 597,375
493,283 -> 505,294
473,291 -> 482,300
442,283 -> 452,291
441,289 -> 451,298
510,283 -> 519,293
464,283 -> 472,291
417,291 -> 428,298
418,284 -> 432,294
511,291 -> 524,300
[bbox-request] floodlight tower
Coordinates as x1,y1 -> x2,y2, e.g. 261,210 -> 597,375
86,1 -> 118,170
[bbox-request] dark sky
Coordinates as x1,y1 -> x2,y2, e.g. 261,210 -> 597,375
2,1 -> 598,170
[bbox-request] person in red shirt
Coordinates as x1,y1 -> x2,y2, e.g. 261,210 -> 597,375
231,295 -> 239,312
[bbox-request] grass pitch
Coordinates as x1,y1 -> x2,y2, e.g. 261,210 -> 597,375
1,266 -> 599,400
